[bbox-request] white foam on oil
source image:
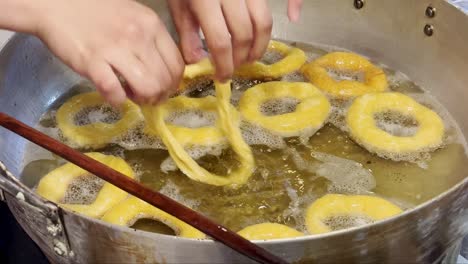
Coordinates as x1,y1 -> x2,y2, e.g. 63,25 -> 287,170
387,70 -> 425,94
311,151 -> 376,194
74,105 -> 121,126
281,179 -> 318,232
240,122 -> 286,149
231,78 -> 263,106
323,215 -> 374,231
61,175 -> 105,205
159,180 -> 200,209
160,144 -> 227,173
281,71 -> 307,82
260,97 -> 299,116
167,110 -> 216,128
286,147 -> 319,176
180,79 -> 216,98
117,125 -> 165,150
261,50 -> 283,65
327,100 -> 352,132
327,69 -> 365,82
374,111 -> 419,137
305,52 -> 322,62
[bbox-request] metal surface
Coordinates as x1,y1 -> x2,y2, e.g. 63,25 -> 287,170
0,161 -> 72,260
0,0 -> 468,263
354,0 -> 364,10
424,24 -> 435,36
426,6 -> 437,18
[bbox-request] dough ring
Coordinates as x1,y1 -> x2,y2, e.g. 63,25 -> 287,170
301,52 -> 388,98
36,152 -> 135,218
346,92 -> 445,158
144,95 -> 238,147
142,81 -> 255,187
237,223 -> 304,240
306,194 -> 403,234
239,81 -> 331,137
101,196 -> 205,239
56,92 -> 143,148
182,40 -> 307,81
235,40 -> 307,79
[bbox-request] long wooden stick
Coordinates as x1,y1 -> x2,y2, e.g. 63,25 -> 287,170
0,112 -> 288,264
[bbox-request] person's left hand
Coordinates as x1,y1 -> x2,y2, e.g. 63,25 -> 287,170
168,0 -> 304,80
168,0 -> 273,81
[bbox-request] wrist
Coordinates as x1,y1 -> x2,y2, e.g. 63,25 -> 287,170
0,0 -> 51,34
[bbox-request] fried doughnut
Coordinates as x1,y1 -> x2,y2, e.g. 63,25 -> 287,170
181,40 -> 306,81
183,57 -> 215,80
306,194 -> 403,234
144,95 -> 238,147
301,52 -> 388,98
238,82 -> 331,137
346,92 -> 445,157
142,81 -> 255,187
101,197 -> 205,239
36,152 -> 135,218
237,223 -> 304,240
56,92 -> 143,148
235,40 -> 307,79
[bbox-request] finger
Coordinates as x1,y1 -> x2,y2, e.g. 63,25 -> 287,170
152,24 -> 185,95
245,0 -> 273,62
138,44 -> 175,105
288,0 -> 303,22
220,0 -> 253,67
87,61 -> 126,107
141,45 -> 174,104
106,51 -> 162,104
189,0 -> 233,81
168,0 -> 206,64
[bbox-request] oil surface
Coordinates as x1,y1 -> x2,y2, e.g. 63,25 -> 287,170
21,41 -> 468,235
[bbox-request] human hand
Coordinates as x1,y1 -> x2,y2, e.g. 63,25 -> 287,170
35,0 -> 184,106
168,0 -> 273,81
288,0 -> 303,22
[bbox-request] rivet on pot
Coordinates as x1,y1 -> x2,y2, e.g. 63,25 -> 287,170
354,0 -> 364,9
424,24 -> 434,36
426,6 -> 436,18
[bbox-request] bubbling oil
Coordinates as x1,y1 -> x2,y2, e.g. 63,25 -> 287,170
21,41 -> 468,236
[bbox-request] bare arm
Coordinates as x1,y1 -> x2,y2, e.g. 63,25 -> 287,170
0,0 -> 185,106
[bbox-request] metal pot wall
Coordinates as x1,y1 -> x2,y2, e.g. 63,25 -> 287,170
0,0 -> 468,263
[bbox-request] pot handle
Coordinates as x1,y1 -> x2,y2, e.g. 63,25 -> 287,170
0,160 -> 53,210
0,160 -> 73,259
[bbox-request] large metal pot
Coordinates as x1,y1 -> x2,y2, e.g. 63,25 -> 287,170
0,0 -> 468,263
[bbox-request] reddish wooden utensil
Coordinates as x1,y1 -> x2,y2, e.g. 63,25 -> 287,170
0,112 -> 288,264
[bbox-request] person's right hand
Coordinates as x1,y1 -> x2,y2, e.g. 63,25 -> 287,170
35,0 -> 184,106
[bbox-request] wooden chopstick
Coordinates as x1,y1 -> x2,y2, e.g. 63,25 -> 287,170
0,112 -> 289,264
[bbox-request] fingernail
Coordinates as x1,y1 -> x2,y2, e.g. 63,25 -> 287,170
290,16 -> 298,23
216,75 -> 228,83
190,48 -> 206,62
290,11 -> 300,23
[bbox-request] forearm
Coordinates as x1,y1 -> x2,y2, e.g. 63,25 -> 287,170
0,0 -> 46,34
